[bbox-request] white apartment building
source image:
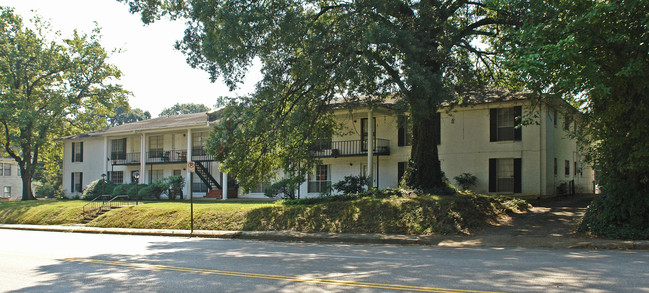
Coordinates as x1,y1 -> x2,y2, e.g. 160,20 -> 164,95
0,157 -> 23,201
60,90 -> 594,199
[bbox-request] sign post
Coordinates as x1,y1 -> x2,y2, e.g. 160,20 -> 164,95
188,162 -> 195,234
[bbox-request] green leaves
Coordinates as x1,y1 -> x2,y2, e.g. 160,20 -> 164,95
0,7 -> 127,199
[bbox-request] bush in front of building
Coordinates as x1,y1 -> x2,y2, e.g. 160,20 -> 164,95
82,179 -> 116,200
264,177 -> 303,200
112,183 -> 133,196
332,175 -> 369,194
453,173 -> 478,191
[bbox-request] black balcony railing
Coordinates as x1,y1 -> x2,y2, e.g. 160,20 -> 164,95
111,152 -> 141,165
146,149 -> 189,163
191,148 -> 214,161
310,139 -> 390,158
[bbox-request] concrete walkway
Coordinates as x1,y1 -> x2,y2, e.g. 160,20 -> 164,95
2,194 -> 648,250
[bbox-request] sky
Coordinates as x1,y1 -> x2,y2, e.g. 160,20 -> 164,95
2,0 -> 261,117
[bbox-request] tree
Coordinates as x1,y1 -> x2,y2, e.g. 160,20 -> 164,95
108,106 -> 151,126
0,7 -> 127,200
159,102 -> 210,116
120,0 -> 515,192
494,0 -> 649,238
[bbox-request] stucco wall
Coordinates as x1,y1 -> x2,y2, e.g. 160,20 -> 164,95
0,158 -> 23,200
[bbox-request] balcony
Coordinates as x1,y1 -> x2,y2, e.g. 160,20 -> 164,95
111,148 -> 215,165
310,139 -> 390,158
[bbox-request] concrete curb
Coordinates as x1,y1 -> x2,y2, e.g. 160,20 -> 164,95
2,224 -> 648,250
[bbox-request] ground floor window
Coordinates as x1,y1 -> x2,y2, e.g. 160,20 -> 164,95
250,182 -> 271,193
108,171 -> 124,184
3,186 -> 10,198
192,174 -> 208,192
308,165 -> 330,193
489,158 -> 521,193
151,170 -> 163,183
71,172 -> 83,193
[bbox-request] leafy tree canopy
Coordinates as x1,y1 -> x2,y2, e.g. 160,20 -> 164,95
494,0 -> 649,238
0,7 -> 128,200
108,106 -> 151,126
159,102 -> 210,116
120,0 -> 515,192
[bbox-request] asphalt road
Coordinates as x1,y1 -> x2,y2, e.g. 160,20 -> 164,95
1,229 -> 648,292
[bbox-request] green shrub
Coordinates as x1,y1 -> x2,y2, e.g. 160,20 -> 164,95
112,184 -> 133,196
151,178 -> 170,199
333,175 -> 368,194
454,173 -> 478,191
280,188 -> 406,205
137,185 -> 155,199
82,179 -> 116,200
264,177 -> 303,199
165,175 -> 185,200
127,184 -> 148,199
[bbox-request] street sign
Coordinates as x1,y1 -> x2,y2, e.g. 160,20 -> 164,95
188,161 -> 195,173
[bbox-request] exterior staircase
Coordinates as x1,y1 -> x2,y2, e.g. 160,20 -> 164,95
81,195 -> 135,224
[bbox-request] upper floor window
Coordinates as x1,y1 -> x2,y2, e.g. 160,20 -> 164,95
149,135 -> 163,158
71,142 -> 83,162
192,132 -> 208,155
564,115 -> 571,131
490,106 -> 522,142
565,160 -> 570,176
361,117 -> 376,151
0,163 -> 11,176
111,138 -> 127,160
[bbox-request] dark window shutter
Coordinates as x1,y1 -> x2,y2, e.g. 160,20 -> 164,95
435,112 -> 441,145
514,158 -> 522,193
397,162 -> 406,184
70,173 -> 74,191
79,142 -> 84,162
71,143 -> 76,162
489,159 -> 497,192
490,109 -> 498,142
514,106 -> 522,141
398,127 -> 405,146
79,173 -> 83,192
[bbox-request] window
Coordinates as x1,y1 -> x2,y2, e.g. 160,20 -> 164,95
151,170 -> 163,183
173,169 -> 182,177
554,158 -> 558,176
0,163 -> 10,176
192,174 -> 208,192
490,106 -> 522,142
398,162 -> 407,184
192,132 -> 207,156
71,142 -> 83,162
489,158 -> 521,193
553,109 -> 558,127
308,165 -> 330,193
149,135 -> 164,158
111,138 -> 127,160
361,118 -> 376,151
71,172 -> 83,193
251,182 -> 270,193
564,114 -> 571,131
574,161 -> 578,176
3,186 -> 10,198
565,160 -> 570,176
108,171 -> 123,184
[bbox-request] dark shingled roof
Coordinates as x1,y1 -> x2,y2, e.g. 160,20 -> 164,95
59,111 -> 221,140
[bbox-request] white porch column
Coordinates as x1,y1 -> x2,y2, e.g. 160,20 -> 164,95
222,173 -> 228,200
186,129 -> 193,199
367,108 -> 374,188
103,136 -> 108,174
139,133 -> 146,184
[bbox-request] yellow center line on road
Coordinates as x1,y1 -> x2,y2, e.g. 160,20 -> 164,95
62,257 -> 504,293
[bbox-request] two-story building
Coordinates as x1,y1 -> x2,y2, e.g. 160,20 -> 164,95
60,89 -> 594,199
0,157 -> 23,201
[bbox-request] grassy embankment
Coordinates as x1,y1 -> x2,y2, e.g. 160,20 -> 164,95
0,193 -> 529,235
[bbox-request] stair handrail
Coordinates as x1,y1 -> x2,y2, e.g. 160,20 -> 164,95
82,194 -> 110,215
195,161 -> 221,189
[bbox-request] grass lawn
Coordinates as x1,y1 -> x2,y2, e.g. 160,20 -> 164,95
0,194 -> 528,235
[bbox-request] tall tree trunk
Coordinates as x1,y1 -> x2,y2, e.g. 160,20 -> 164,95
405,107 -> 446,192
21,173 -> 36,200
